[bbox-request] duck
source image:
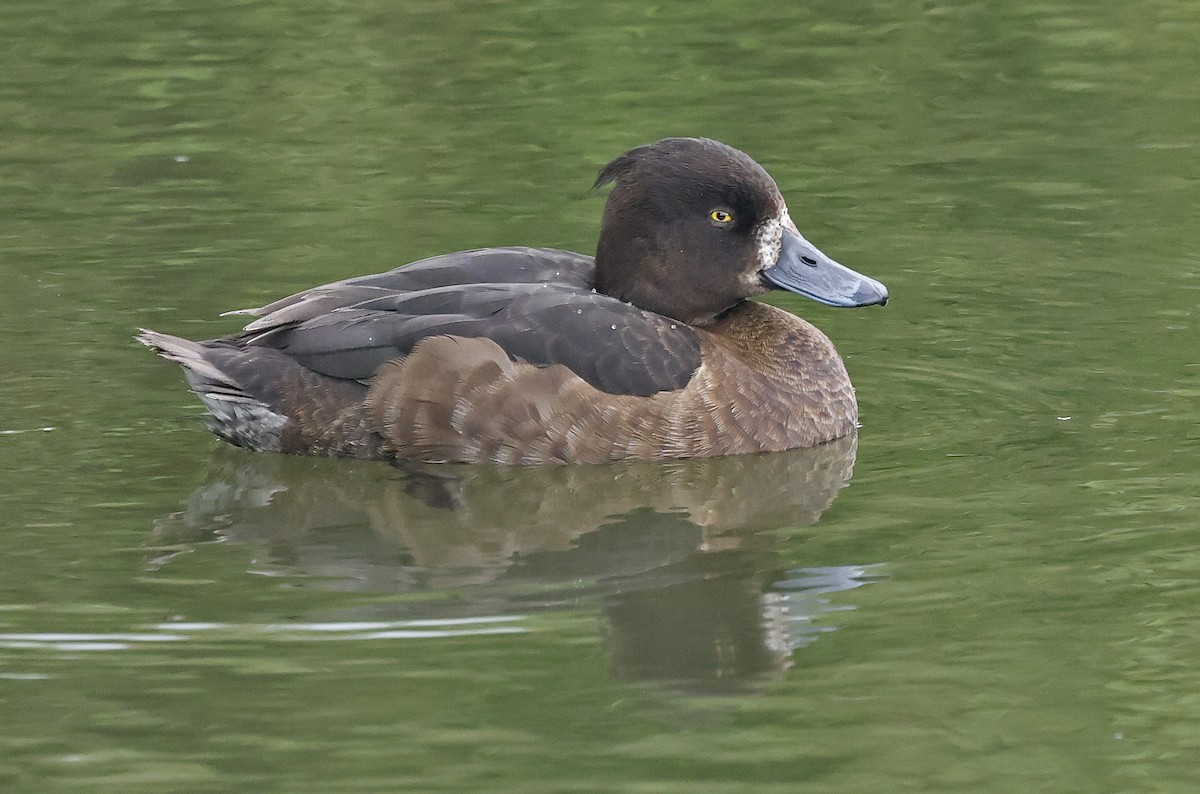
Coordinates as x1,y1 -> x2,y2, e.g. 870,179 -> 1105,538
139,137 -> 887,465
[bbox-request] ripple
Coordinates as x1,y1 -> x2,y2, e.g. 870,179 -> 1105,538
0,616 -> 528,653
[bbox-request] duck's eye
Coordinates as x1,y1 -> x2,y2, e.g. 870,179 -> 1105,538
709,209 -> 734,224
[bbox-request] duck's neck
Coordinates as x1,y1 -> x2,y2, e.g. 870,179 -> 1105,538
593,246 -> 745,327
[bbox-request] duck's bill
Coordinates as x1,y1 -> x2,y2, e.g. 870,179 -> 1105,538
762,229 -> 888,308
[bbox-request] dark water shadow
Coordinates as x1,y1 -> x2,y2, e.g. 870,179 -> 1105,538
150,435 -> 883,692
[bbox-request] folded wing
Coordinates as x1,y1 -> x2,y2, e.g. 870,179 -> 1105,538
234,247 -> 702,397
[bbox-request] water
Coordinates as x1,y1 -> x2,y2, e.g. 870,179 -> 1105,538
2,0 -> 1199,791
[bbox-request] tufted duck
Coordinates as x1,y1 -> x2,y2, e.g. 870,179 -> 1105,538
139,138 -> 887,464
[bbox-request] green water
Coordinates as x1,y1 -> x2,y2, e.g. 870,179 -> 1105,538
2,0 -> 1199,791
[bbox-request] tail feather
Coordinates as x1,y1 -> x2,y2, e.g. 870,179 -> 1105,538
137,329 -> 233,387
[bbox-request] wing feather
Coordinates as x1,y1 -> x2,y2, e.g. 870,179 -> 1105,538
235,248 -> 701,397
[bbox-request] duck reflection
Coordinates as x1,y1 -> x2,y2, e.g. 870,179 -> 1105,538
151,434 -> 882,691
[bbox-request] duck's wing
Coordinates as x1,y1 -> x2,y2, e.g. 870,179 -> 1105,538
230,248 -> 594,331
235,252 -> 701,397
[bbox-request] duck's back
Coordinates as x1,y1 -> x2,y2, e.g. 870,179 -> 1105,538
236,247 -> 596,330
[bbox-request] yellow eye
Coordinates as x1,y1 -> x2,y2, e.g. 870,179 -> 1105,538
710,209 -> 733,224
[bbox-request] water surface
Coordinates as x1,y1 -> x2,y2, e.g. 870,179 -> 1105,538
2,0 -> 1199,791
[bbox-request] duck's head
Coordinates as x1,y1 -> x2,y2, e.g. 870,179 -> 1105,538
593,137 -> 888,326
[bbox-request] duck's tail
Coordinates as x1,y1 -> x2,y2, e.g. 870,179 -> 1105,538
137,329 -> 290,452
139,328 -> 379,457
140,328 -> 384,458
